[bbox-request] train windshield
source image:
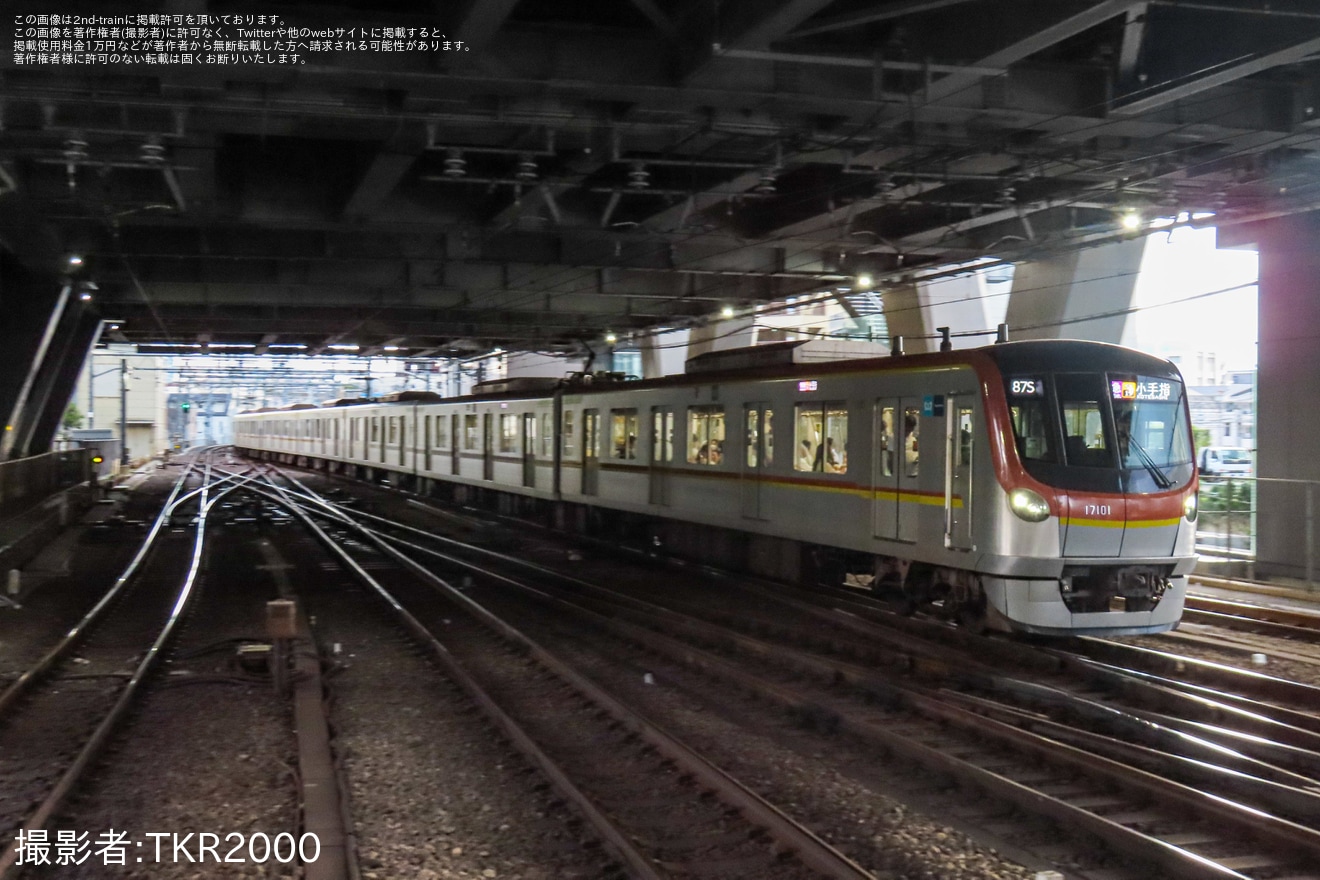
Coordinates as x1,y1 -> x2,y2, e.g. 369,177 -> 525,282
1006,371 -> 1192,492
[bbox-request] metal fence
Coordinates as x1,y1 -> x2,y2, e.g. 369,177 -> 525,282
0,449 -> 90,520
1196,475 -> 1318,586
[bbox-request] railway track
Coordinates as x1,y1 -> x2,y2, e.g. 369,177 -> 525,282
260,469 -> 1320,880
245,467 -> 875,880
0,453 -> 247,875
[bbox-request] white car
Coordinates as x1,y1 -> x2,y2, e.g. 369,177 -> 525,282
1198,446 -> 1252,476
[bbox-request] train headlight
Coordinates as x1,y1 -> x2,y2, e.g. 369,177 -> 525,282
1008,487 -> 1051,522
1183,492 -> 1198,522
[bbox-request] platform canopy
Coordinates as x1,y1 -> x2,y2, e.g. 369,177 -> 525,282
3,0 -> 1319,357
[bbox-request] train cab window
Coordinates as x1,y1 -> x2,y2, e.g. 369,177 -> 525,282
652,409 -> 674,463
499,414 -> 518,453
610,409 -> 639,460
562,411 -> 577,457
1008,399 -> 1056,463
686,406 -> 725,465
794,402 -> 848,474
464,414 -> 479,450
1056,374 -> 1111,467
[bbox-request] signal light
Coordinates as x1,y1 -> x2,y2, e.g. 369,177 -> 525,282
91,455 -> 104,464
181,401 -> 191,412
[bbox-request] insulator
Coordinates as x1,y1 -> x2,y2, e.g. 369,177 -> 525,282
139,142 -> 166,165
753,167 -> 778,195
515,153 -> 538,184
63,138 -> 89,164
627,162 -> 649,190
998,185 -> 1016,208
443,148 -> 467,178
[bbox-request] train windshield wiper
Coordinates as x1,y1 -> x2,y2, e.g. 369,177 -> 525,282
1127,437 -> 1173,489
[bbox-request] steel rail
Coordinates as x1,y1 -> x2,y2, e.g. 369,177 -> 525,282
0,456 -> 222,876
0,458 -> 198,716
248,476 -> 667,880
368,528 -> 1296,880
256,472 -> 877,880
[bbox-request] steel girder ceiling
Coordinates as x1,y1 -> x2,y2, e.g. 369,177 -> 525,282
3,0 -> 1320,357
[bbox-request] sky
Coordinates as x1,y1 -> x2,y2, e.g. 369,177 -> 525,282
1131,224 -> 1259,372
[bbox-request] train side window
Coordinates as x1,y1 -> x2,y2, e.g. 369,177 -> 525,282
464,414 -> 479,450
562,411 -> 577,457
499,413 -> 518,453
388,417 -> 398,446
764,409 -> 774,467
371,418 -> 380,443
794,402 -> 847,473
879,406 -> 895,476
745,407 -> 759,468
651,409 -> 674,463
435,414 -> 448,448
539,413 -> 553,457
903,407 -> 920,477
686,406 -> 725,465
610,409 -> 639,460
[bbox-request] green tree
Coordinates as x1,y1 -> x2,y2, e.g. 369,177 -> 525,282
1192,426 -> 1212,451
62,402 -> 84,431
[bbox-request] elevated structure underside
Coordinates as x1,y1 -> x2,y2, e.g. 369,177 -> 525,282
3,0 -> 1320,356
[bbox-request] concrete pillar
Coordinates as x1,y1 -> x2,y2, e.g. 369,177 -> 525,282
882,280 -> 933,354
14,307 -> 101,458
0,255 -> 71,459
1004,237 -> 1146,344
685,316 -> 754,361
1219,214 -> 1320,581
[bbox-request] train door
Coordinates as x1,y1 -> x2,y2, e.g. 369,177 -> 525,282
740,403 -> 772,519
872,400 -> 899,539
582,409 -> 600,495
522,413 -> 537,488
450,414 -> 460,475
898,400 -> 923,542
648,406 -> 673,505
482,412 -> 494,480
945,397 -> 975,551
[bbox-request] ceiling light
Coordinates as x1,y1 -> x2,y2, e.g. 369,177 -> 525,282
68,255 -> 83,267
78,292 -> 92,301
1120,210 -> 1142,231
720,305 -> 735,319
327,344 -> 360,351
382,345 -> 401,352
605,332 -> 617,344
855,273 -> 874,290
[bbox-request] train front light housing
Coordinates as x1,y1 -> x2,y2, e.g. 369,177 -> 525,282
1183,491 -> 1198,522
1009,487 -> 1051,523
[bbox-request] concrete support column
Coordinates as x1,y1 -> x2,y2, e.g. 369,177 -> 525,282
0,255 -> 72,459
1220,214 -> 1320,580
19,310 -> 103,457
1004,237 -> 1146,343
685,316 -> 754,360
881,280 -> 932,353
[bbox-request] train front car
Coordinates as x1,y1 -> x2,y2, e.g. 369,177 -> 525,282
980,341 -> 1197,636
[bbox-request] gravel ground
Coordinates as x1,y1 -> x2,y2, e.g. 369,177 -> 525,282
285,526 -> 621,880
37,524 -> 299,880
464,582 -> 1040,880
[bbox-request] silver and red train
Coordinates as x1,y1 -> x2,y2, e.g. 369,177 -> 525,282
235,339 -> 1198,636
